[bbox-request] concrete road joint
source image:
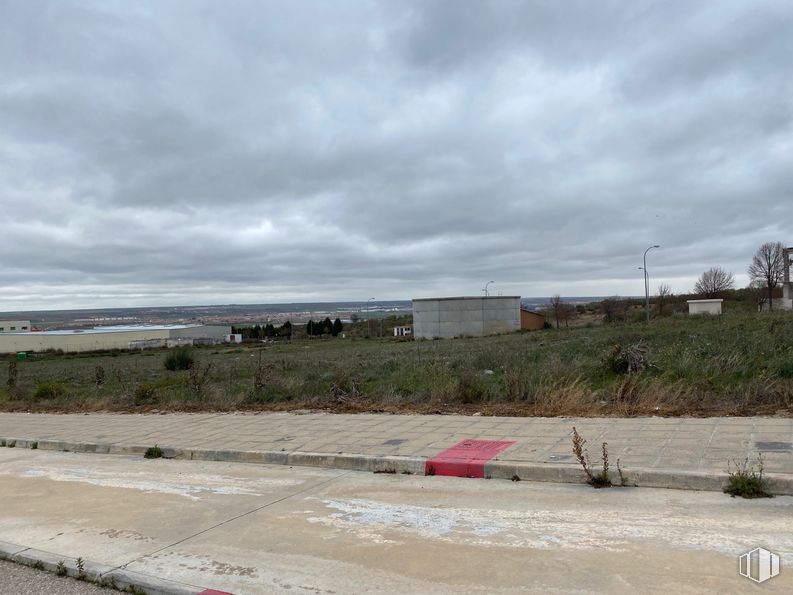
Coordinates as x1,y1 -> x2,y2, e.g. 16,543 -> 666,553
120,470 -> 353,569
0,540 -> 204,595
3,435 -> 793,495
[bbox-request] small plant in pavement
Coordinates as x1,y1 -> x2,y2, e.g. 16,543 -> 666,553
30,441 -> 37,449
571,427 -> 624,488
724,454 -> 773,498
75,556 -> 85,580
144,445 -> 163,459
56,560 -> 67,576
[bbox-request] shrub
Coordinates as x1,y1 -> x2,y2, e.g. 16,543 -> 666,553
164,346 -> 194,371
34,381 -> 67,400
604,343 -> 647,375
724,455 -> 772,498
133,383 -> 158,406
144,445 -> 163,459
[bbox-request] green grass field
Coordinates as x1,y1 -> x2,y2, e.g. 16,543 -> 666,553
2,310 -> 792,417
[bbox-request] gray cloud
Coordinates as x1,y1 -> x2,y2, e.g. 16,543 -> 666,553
1,0 -> 791,310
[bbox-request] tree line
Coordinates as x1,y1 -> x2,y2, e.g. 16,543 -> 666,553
231,321 -> 292,339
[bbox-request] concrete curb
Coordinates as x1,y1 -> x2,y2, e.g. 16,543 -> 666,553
0,540 -> 211,594
3,434 -> 793,495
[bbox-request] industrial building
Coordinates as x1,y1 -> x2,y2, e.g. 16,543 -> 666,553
0,324 -> 231,354
412,296 -> 520,339
0,320 -> 31,333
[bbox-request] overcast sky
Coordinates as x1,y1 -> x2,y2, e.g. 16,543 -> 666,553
1,1 -> 791,311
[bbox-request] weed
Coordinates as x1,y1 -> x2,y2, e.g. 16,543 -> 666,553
604,343 -> 647,375
164,346 -> 194,371
75,557 -> 85,580
425,464 -> 436,476
616,458 -> 628,486
56,560 -> 66,576
401,470 -> 413,475
30,441 -> 37,449
32,560 -> 44,570
144,445 -> 163,459
0,439 -> 5,447
133,383 -> 158,406
724,454 -> 773,498
125,585 -> 147,595
571,427 -> 613,488
511,474 -> 521,482
6,361 -> 19,400
373,468 -> 396,474
187,362 -> 212,397
7,440 -> 15,448
33,381 -> 67,400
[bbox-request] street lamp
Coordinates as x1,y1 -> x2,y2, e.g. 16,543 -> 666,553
365,297 -> 375,338
483,281 -> 495,297
643,245 -> 660,322
365,297 -> 375,316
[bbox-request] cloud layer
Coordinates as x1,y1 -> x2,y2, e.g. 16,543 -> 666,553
1,1 -> 791,309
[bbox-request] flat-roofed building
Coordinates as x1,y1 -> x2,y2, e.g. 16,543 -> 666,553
0,320 -> 30,333
0,324 -> 231,354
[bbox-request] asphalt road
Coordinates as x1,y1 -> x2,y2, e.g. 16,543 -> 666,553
0,559 -> 112,595
0,448 -> 791,594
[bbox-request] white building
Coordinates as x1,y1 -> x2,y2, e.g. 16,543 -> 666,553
0,320 -> 31,333
687,299 -> 723,315
0,324 -> 231,354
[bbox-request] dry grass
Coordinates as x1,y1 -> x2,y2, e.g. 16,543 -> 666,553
1,310 -> 792,417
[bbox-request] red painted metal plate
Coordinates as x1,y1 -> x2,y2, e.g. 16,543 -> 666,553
425,439 -> 515,478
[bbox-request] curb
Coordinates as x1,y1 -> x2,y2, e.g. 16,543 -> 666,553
0,540 -> 225,595
2,435 -> 793,495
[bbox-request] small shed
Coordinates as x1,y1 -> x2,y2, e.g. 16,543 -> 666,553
687,299 -> 723,315
520,309 -> 546,331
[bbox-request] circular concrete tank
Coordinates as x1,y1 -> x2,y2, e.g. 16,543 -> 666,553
412,296 -> 521,339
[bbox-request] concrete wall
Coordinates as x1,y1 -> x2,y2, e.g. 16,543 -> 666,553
169,326 -> 230,341
687,299 -> 723,315
412,296 -> 520,339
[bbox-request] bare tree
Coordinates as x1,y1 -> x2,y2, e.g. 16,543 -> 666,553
656,283 -> 672,316
694,266 -> 735,298
600,296 -> 630,323
547,295 -> 563,329
559,302 -> 577,328
748,241 -> 785,310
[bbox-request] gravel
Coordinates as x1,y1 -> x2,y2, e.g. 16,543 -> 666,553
0,559 -> 114,595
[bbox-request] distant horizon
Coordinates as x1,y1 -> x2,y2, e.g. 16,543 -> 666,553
0,295 -> 641,317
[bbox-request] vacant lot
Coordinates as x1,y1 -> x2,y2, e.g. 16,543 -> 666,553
1,311 -> 792,416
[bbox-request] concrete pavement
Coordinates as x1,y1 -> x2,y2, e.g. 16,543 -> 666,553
1,448 -> 791,594
0,412 -> 792,493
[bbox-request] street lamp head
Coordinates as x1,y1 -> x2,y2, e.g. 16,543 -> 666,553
653,244 -> 660,248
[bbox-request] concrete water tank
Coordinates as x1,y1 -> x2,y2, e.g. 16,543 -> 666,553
412,296 -> 521,339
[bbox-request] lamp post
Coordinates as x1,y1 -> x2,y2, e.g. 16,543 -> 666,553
483,281 -> 494,297
643,245 -> 660,322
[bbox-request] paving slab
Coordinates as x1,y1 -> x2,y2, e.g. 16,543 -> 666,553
0,412 -> 792,493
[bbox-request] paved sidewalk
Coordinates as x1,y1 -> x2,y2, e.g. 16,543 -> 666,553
1,413 -> 792,492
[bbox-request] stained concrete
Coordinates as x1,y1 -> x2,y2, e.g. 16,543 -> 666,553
0,449 -> 791,594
